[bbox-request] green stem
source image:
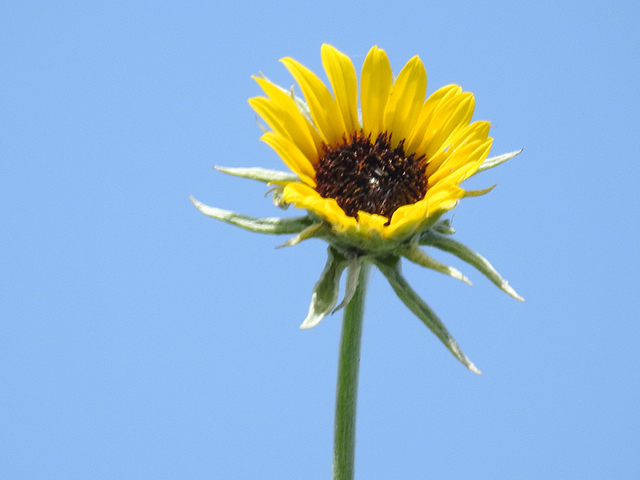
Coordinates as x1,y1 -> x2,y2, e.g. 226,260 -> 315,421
333,261 -> 371,480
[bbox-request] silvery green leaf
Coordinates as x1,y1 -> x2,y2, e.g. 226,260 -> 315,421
463,184 -> 497,198
332,259 -> 362,313
420,231 -> 524,301
255,74 -> 314,125
401,244 -> 471,285
255,117 -> 268,133
431,218 -> 455,235
269,187 -> 289,209
277,222 -> 326,248
374,255 -> 481,374
214,166 -> 298,184
289,86 -> 314,125
190,196 -> 312,234
474,149 -> 523,175
300,247 -> 349,329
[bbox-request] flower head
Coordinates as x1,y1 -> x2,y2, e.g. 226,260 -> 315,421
191,44 -> 523,373
249,44 -> 492,250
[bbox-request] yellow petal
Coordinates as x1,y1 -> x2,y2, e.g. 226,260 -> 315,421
252,76 -> 322,159
361,46 -> 393,140
450,120 -> 491,146
260,132 -> 317,187
429,138 -> 493,185
249,96 -> 320,163
425,120 -> 491,177
424,93 -> 475,158
280,57 -> 346,144
416,91 -> 473,157
423,186 -> 464,212
353,211 -> 389,236
383,55 -> 427,147
321,44 -> 360,135
283,182 -> 357,231
387,200 -> 429,237
405,85 -> 461,154
430,140 -> 484,181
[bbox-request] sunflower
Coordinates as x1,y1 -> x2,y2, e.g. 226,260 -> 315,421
191,44 -> 522,371
248,44 -> 493,249
192,45 -> 523,478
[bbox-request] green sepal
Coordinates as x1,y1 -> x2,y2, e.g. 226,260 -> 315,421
288,85 -> 314,125
373,255 -> 481,374
431,218 -> 455,235
255,116 -> 268,134
400,244 -> 472,285
190,196 -> 312,235
420,230 -> 524,301
332,259 -> 362,313
300,247 -> 349,329
474,149 -> 523,175
214,165 -> 298,184
277,222 -> 327,248
257,73 -> 314,125
464,184 -> 497,198
268,187 -> 289,209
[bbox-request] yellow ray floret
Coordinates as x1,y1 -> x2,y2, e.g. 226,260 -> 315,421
249,44 -> 493,243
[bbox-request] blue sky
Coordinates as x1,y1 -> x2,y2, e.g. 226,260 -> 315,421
2,1 -> 639,478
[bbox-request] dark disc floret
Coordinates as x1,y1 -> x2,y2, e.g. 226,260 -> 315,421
314,131 -> 428,221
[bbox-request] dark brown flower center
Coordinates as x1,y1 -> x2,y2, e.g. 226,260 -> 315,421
314,131 -> 428,220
